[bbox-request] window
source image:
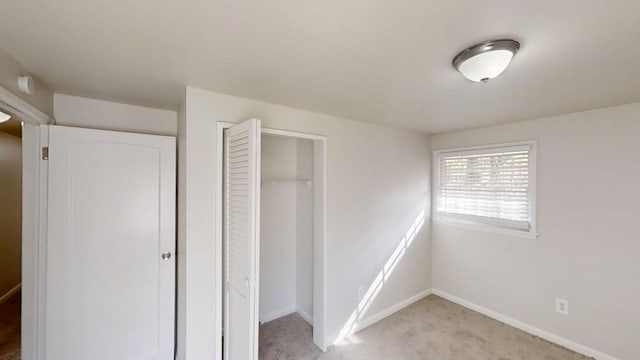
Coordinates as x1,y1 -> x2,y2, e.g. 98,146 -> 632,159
434,141 -> 536,235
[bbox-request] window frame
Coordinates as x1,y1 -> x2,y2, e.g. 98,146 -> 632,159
432,140 -> 538,239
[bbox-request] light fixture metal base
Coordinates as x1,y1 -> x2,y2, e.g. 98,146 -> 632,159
452,39 -> 520,70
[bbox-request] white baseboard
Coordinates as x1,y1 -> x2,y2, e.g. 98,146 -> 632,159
260,305 -> 297,324
355,288 -> 433,333
432,289 -> 619,360
297,307 -> 313,326
0,283 -> 21,305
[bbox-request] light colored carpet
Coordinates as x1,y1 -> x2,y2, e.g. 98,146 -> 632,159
259,295 -> 592,360
0,293 -> 20,360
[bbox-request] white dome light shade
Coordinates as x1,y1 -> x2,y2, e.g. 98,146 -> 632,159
0,110 -> 11,123
457,50 -> 514,82
453,39 -> 520,83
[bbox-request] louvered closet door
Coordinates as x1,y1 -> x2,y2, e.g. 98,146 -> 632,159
224,119 -> 261,360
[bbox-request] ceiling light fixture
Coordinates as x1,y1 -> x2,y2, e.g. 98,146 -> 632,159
0,110 -> 11,123
453,39 -> 520,83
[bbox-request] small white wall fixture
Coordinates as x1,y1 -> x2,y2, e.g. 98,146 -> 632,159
216,122 -> 328,356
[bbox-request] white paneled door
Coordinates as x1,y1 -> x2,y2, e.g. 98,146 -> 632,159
224,119 -> 261,360
44,126 -> 176,360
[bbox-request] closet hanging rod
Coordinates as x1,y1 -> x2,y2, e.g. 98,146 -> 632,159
261,178 -> 313,187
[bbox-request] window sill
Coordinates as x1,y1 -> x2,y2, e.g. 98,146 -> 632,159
432,217 -> 539,239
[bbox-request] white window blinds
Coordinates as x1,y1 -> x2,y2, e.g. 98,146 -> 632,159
435,143 -> 535,232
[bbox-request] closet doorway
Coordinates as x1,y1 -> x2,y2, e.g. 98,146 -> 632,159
259,132 -> 315,357
216,121 -> 327,360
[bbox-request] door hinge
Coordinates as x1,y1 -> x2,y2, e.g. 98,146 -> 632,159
42,146 -> 49,160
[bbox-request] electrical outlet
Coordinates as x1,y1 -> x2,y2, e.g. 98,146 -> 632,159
555,298 -> 569,315
358,286 -> 365,301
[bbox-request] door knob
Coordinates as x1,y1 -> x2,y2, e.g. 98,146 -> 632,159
161,252 -> 172,261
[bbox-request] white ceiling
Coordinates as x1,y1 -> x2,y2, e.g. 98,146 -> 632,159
1,1 -> 639,133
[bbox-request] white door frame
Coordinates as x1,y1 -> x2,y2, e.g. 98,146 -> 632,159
215,121 -> 328,357
0,86 -> 54,360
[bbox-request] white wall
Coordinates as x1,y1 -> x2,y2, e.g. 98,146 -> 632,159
176,89 -> 217,360
296,138 -> 314,321
431,102 -> 640,360
180,86 -> 431,358
53,94 -> 177,136
260,135 -> 298,321
0,131 -> 21,298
